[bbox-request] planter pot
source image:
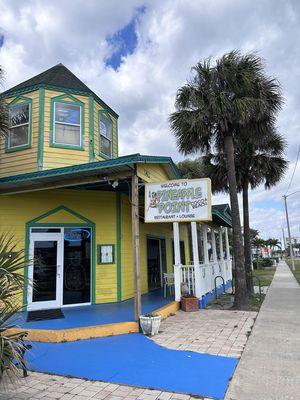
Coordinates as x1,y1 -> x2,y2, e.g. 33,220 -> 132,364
139,314 -> 161,336
181,296 -> 199,312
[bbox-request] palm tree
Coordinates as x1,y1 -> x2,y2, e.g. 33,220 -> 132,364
170,51 -> 282,308
0,233 -> 30,380
265,238 -> 281,257
0,66 -> 8,137
204,129 -> 287,293
177,158 -> 206,179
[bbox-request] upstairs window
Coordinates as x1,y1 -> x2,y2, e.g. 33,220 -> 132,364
99,112 -> 113,158
7,103 -> 30,150
54,102 -> 82,147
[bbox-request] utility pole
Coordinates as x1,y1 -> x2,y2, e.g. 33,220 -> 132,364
282,227 -> 286,252
283,195 -> 295,271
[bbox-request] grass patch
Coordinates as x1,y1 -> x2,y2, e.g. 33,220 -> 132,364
252,268 -> 276,286
286,259 -> 300,284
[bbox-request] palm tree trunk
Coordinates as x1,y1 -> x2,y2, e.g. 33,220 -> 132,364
224,134 -> 248,308
242,181 -> 254,295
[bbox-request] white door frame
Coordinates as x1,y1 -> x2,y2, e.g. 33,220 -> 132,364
27,232 -> 63,311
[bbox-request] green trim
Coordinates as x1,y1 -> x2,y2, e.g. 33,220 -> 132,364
2,84 -> 119,118
27,205 -> 94,225
97,244 -> 115,264
0,154 -> 181,185
50,94 -> 85,150
116,120 -> 119,158
98,110 -> 113,159
22,223 -> 30,309
116,193 -> 122,302
88,96 -> 94,162
37,88 -> 45,170
23,205 -> 96,309
5,95 -> 33,153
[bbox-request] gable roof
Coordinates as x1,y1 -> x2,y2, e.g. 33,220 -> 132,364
1,63 -> 118,118
211,204 -> 232,228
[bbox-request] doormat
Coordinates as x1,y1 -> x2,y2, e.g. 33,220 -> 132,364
27,309 -> 65,322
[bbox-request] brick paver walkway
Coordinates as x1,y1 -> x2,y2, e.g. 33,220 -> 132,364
0,309 -> 257,400
152,310 -> 257,358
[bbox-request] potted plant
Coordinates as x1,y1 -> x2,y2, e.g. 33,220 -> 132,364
181,295 -> 199,312
139,312 -> 161,336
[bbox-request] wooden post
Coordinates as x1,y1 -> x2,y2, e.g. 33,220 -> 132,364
132,173 -> 141,320
173,222 -> 181,301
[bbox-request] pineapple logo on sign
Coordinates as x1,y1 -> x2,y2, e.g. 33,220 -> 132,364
145,179 -> 211,223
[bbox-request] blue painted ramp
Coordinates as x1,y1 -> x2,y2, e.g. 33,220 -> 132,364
26,334 -> 238,399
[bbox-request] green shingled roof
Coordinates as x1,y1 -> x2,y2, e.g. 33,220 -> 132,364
1,63 -> 118,118
212,204 -> 232,228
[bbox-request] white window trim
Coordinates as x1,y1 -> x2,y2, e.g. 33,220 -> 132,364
53,102 -> 82,147
8,103 -> 31,149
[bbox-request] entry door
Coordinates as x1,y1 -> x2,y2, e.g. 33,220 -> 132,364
28,233 -> 63,310
147,238 -> 166,290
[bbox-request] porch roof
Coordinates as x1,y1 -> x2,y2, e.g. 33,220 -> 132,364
0,153 -> 181,194
211,204 -> 232,228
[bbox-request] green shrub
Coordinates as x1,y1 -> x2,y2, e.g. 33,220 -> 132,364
253,258 -> 274,269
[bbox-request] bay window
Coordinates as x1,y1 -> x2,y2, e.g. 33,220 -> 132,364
53,102 -> 82,147
7,103 -> 31,150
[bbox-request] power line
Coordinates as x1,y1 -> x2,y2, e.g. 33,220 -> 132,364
285,146 -> 300,195
286,189 -> 300,198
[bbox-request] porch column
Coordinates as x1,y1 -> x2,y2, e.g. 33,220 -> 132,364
219,228 -> 224,261
173,222 -> 181,301
202,224 -> 209,265
191,222 -> 201,298
202,224 -> 210,293
211,229 -> 218,262
225,227 -> 230,260
131,173 -> 141,320
219,227 -> 225,281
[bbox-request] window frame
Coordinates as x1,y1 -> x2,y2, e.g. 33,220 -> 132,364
98,110 -> 113,159
50,98 -> 85,151
5,98 -> 32,153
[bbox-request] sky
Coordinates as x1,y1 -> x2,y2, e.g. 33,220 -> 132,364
0,0 -> 300,243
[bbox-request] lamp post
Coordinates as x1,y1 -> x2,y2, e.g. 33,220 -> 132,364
283,195 -> 295,271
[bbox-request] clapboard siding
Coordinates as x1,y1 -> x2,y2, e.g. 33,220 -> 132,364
0,90 -> 39,177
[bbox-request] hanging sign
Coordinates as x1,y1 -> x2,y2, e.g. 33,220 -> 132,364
144,178 -> 211,223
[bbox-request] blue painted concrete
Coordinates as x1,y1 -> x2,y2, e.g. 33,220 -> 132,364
12,289 -> 172,330
200,280 -> 233,309
26,334 -> 238,399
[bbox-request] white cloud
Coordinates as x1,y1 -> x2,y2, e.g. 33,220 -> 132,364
1,0 -> 300,241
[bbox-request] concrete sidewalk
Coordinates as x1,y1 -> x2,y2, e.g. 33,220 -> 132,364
225,261 -> 300,400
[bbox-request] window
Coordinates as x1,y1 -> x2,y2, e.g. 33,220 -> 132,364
99,112 -> 113,157
54,102 -> 81,147
8,103 -> 30,150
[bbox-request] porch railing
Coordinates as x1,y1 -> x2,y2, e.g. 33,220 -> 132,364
174,260 -> 233,301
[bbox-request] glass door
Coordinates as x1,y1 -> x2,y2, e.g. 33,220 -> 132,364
27,233 -> 63,310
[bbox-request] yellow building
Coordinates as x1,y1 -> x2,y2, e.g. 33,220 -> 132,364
0,64 -> 232,339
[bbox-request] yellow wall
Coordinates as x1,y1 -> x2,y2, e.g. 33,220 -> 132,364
0,89 -> 119,177
0,91 -> 39,177
0,188 -> 190,306
137,163 -> 169,183
0,189 -> 117,304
